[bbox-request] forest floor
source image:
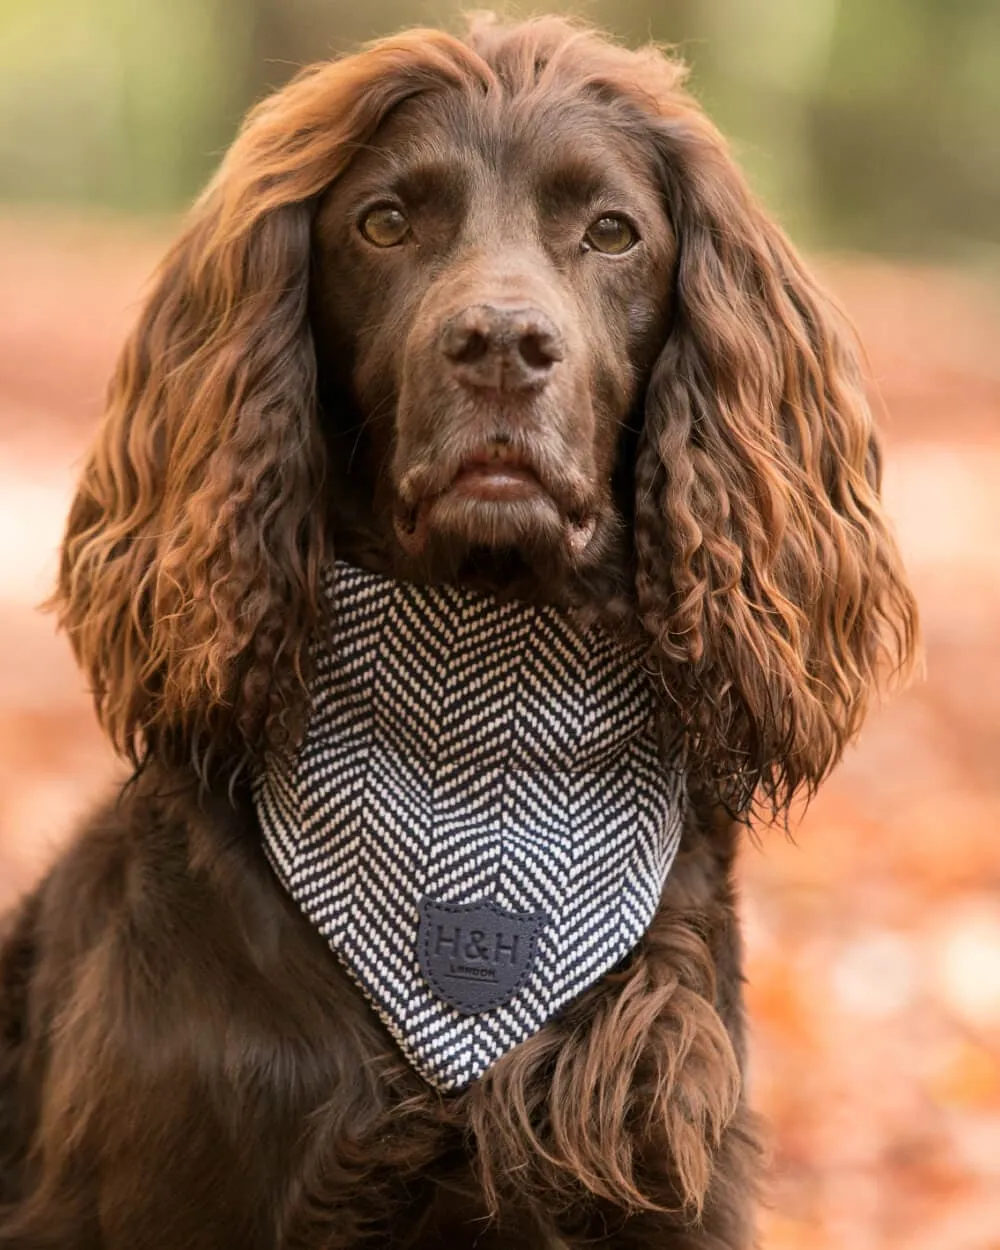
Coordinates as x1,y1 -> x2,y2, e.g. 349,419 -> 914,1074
1,212 -> 998,1249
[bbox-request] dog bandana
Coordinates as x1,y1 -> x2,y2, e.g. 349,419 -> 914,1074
254,562 -> 686,1090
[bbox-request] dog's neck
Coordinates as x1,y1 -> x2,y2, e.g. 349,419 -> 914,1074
331,522 -> 638,629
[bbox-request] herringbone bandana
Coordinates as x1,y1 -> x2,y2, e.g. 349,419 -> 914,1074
254,561 -> 686,1090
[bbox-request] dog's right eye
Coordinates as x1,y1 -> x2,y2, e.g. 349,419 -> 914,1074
582,214 -> 637,255
360,206 -> 411,248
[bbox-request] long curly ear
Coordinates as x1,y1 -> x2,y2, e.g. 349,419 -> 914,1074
633,86 -> 919,814
52,32 -> 490,773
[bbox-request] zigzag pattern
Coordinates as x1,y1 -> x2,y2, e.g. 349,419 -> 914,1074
254,562 -> 686,1090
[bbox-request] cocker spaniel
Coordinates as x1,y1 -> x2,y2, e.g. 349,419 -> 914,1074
0,17 -> 918,1249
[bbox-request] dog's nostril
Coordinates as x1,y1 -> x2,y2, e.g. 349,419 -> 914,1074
450,329 -> 490,366
518,333 -> 557,372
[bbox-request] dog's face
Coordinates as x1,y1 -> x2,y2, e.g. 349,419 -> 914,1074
312,87 -> 675,589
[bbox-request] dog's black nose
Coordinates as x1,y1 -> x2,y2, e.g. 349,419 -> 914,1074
440,304 -> 564,392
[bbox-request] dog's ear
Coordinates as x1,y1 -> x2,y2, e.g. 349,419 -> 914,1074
633,92 -> 919,813
53,33 -> 489,773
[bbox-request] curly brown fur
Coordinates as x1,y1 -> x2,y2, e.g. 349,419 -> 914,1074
3,14 -> 917,1248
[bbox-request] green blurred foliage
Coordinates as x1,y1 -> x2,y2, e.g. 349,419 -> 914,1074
1,0 -> 998,258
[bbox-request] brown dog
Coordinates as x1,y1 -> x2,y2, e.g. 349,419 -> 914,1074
0,16 -> 918,1248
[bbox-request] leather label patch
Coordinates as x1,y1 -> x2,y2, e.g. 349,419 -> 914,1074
417,897 -> 545,1014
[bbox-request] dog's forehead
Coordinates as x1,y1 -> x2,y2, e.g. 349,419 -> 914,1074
345,83 -> 662,206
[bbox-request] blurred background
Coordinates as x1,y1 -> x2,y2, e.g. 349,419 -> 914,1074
1,1 -> 998,1246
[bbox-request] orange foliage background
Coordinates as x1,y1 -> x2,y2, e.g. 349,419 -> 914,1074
0,213 -> 998,1248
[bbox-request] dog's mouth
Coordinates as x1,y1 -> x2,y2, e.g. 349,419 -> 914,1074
394,441 -> 598,560
450,444 -> 545,503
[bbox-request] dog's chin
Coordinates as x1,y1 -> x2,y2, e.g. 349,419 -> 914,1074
394,487 -> 599,574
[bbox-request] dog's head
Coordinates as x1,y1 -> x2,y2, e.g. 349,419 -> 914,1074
55,17 -> 918,810
309,41 -> 675,586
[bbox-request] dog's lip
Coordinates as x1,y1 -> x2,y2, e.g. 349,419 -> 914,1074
448,446 -> 544,503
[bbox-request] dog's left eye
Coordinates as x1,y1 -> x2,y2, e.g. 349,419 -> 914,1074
360,206 -> 411,248
582,215 -> 637,255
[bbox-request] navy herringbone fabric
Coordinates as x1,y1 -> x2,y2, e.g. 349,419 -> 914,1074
254,562 -> 686,1089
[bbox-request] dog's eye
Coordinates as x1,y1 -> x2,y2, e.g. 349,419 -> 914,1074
360,206 -> 410,248
582,215 -> 636,255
